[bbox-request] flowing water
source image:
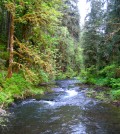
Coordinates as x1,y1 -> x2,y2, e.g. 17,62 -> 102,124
1,79 -> 120,134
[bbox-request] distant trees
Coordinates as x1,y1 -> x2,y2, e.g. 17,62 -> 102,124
82,0 -> 105,69
56,0 -> 81,74
62,0 -> 80,40
81,0 -> 120,70
105,0 -> 120,65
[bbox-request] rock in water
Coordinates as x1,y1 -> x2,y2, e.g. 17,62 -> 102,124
0,108 -> 6,115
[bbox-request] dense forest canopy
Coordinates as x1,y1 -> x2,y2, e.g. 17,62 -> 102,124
0,0 -> 120,106
82,0 -> 120,69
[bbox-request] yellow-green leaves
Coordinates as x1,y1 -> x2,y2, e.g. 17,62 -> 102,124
5,1 -> 15,15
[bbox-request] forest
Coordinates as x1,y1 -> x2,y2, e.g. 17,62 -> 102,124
0,0 -> 120,107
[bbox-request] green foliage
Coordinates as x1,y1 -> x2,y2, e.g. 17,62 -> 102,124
79,64 -> 120,101
86,89 -> 110,102
93,77 -> 110,86
111,90 -> 120,100
79,0 -> 120,102
110,78 -> 120,89
81,0 -> 105,68
65,67 -> 77,78
38,69 -> 49,83
0,42 -> 8,70
79,65 -> 119,86
99,65 -> 116,78
62,0 -> 80,40
55,71 -> 67,80
0,0 -> 82,107
0,72 -> 44,106
79,66 -> 97,83
81,0 -> 120,70
56,66 -> 77,80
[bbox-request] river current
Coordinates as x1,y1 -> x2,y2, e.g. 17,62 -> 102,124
1,79 -> 120,134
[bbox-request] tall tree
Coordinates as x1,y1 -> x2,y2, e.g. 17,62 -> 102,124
62,0 -> 80,40
56,0 -> 81,73
105,0 -> 120,64
5,1 -> 15,78
3,0 -> 62,81
82,0 -> 105,69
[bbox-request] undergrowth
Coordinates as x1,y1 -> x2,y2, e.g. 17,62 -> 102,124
79,64 -> 120,101
0,72 -> 45,107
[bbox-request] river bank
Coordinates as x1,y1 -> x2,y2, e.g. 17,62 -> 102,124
77,82 -> 120,108
1,78 -> 120,116
1,79 -> 120,134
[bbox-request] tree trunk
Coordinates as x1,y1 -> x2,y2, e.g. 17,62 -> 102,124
7,11 -> 11,51
7,13 -> 14,78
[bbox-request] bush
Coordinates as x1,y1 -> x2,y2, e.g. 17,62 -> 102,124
92,77 -> 109,86
111,90 -> 120,100
55,71 -> 67,80
38,69 -> 49,83
99,64 -> 116,78
110,78 -> 120,89
78,65 -> 120,101
0,72 -> 44,106
79,66 -> 97,83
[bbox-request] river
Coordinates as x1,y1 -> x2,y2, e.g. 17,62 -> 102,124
1,79 -> 120,134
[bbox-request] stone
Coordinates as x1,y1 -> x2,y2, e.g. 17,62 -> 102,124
0,108 -> 6,115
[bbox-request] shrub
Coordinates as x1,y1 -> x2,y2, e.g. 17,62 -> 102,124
79,66 -> 97,83
0,72 -> 44,106
111,90 -> 120,100
110,78 -> 120,89
99,64 -> 116,78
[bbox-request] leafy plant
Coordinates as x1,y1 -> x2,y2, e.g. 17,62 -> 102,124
110,78 -> 120,89
111,90 -> 120,100
99,65 -> 116,78
0,72 -> 44,106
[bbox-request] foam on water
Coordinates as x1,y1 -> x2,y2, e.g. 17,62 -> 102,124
41,100 -> 55,106
21,99 -> 36,105
65,90 -> 78,97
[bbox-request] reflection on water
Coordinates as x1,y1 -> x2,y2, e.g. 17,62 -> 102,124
1,79 -> 120,134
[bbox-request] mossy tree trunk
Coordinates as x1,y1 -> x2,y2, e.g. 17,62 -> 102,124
7,12 -> 14,78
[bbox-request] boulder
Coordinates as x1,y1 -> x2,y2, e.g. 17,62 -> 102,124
0,108 -> 6,115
